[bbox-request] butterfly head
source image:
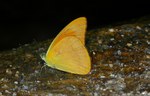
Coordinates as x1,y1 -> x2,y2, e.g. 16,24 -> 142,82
40,53 -> 46,62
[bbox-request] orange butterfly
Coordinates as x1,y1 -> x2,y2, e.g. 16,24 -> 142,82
41,17 -> 91,75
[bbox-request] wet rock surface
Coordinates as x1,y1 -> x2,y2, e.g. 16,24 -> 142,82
0,16 -> 150,95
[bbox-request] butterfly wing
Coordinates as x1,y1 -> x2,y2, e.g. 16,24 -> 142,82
45,36 -> 91,75
48,17 -> 86,52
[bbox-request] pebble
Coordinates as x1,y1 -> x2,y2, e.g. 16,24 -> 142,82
126,43 -> 132,47
2,84 -> 9,89
14,81 -> 18,84
100,76 -> 105,78
15,71 -> 20,78
109,64 -> 113,68
5,90 -> 11,94
12,92 -> 17,96
6,69 -> 12,75
109,28 -> 115,32
136,26 -> 142,30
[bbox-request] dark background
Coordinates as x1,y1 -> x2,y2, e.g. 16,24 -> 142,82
0,1 -> 150,51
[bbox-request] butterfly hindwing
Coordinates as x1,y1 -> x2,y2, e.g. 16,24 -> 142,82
45,36 -> 91,75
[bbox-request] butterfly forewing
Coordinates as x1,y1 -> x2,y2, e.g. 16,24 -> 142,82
47,17 -> 87,56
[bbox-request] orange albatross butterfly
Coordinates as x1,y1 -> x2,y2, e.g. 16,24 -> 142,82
41,17 -> 91,75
